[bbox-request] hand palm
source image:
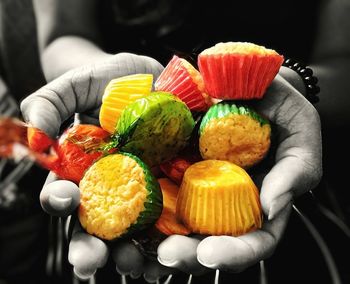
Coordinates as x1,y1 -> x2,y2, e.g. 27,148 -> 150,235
20,61 -> 322,280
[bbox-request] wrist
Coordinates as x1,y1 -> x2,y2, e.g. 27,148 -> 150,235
281,59 -> 320,104
279,66 -> 307,95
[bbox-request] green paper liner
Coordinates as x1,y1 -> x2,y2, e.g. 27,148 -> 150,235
78,152 -> 162,241
199,102 -> 269,135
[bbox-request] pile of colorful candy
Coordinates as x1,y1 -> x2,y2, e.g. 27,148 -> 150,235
2,42 -> 284,242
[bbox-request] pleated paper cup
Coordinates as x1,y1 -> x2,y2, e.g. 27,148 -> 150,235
199,102 -> 271,169
99,74 -> 153,133
198,42 -> 284,100
155,55 -> 211,111
176,160 -> 262,236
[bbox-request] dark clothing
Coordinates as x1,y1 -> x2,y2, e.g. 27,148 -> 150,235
1,1 -> 348,284
0,1 -> 48,283
98,0 -> 321,65
0,0 -> 46,102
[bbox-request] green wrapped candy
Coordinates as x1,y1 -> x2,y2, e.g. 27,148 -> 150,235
108,92 -> 195,166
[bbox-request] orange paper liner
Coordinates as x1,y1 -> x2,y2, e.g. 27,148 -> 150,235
155,55 -> 210,111
198,53 -> 284,100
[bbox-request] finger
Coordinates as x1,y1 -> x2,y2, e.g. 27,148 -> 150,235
20,70 -> 83,138
68,231 -> 109,280
137,54 -> 164,80
40,172 -> 80,217
143,259 -> 177,283
74,111 -> 100,126
253,75 -> 322,218
197,203 -> 292,272
260,159 -> 302,220
111,240 -> 144,278
20,53 -> 163,138
157,235 -> 209,275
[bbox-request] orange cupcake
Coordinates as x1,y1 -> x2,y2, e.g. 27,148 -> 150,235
198,42 -> 284,100
155,55 -> 211,111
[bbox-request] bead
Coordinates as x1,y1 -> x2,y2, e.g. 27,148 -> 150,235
300,67 -> 313,77
282,58 -> 320,104
292,62 -> 302,69
284,58 -> 295,66
307,95 -> 319,104
307,85 -> 320,95
304,76 -> 318,84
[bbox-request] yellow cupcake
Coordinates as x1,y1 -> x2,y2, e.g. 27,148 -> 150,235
199,102 -> 271,169
176,160 -> 262,236
99,74 -> 153,133
78,153 -> 162,241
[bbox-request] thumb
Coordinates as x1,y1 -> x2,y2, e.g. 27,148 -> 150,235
68,232 -> 109,280
20,53 -> 164,138
254,76 -> 322,220
20,69 -> 85,138
40,172 -> 80,217
260,150 -> 321,220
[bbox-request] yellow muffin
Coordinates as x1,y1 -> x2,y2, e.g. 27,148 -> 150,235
78,153 -> 162,241
199,102 -> 271,169
176,160 -> 262,236
199,42 -> 280,56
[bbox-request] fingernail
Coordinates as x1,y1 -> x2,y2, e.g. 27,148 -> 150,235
196,239 -> 216,267
48,194 -> 72,211
197,258 -> 218,269
130,271 -> 142,279
73,267 -> 96,280
268,193 -> 292,220
143,273 -> 157,283
157,256 -> 179,268
115,265 -> 127,276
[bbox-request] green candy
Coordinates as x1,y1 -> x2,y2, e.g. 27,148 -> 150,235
108,92 -> 195,167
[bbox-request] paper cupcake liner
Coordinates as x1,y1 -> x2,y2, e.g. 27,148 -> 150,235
176,160 -> 262,236
155,55 -> 210,111
199,102 -> 269,135
78,153 -> 162,241
99,74 -> 153,133
198,53 -> 283,100
198,102 -> 271,169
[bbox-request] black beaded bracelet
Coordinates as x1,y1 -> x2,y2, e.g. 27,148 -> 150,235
282,58 -> 320,104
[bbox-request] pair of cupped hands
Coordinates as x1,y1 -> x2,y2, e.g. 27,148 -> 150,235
20,53 -> 322,282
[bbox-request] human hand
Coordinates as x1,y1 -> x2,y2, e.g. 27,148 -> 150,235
21,57 -> 322,280
21,52 -> 163,215
156,74 -> 322,273
21,52 -> 164,139
67,219 -> 177,281
20,52 -> 171,280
